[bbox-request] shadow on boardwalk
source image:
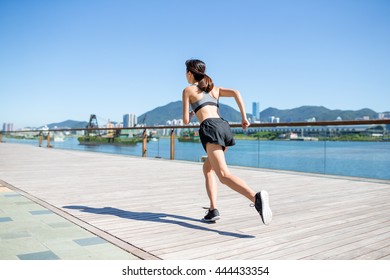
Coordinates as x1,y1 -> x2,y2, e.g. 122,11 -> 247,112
64,205 -> 255,239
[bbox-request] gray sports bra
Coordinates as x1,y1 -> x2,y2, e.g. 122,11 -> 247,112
190,85 -> 219,113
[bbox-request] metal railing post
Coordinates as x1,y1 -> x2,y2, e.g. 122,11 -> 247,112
39,133 -> 43,147
142,129 -> 147,157
170,128 -> 175,160
0,132 -> 2,143
47,132 -> 52,148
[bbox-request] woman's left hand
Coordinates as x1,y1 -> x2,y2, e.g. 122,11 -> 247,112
241,118 -> 250,130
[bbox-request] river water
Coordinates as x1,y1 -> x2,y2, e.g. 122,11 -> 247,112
4,137 -> 390,180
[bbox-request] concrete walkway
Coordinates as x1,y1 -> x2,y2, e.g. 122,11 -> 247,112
0,182 -> 139,260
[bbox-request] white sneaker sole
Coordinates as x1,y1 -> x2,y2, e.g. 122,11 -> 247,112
260,190 -> 272,225
202,216 -> 220,222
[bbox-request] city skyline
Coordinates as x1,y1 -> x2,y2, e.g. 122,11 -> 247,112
3,101 -> 388,132
1,0 -> 389,128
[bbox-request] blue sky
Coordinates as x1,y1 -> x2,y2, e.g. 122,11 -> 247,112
1,0 -> 389,128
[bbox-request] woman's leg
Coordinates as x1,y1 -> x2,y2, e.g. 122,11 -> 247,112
206,144 -> 256,203
203,159 -> 218,209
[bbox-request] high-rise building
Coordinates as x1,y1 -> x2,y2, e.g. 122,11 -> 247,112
123,114 -> 137,128
130,114 -> 137,127
2,123 -> 13,132
252,102 -> 260,121
123,114 -> 129,128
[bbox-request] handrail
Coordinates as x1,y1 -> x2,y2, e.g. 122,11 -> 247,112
2,119 -> 390,134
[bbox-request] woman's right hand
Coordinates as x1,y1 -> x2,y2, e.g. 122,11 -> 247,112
189,111 -> 195,120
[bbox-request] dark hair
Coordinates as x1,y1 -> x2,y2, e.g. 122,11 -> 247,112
185,59 -> 214,92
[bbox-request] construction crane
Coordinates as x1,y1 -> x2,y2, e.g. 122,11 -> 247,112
86,114 -> 100,137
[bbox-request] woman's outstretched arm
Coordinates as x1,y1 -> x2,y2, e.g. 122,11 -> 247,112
219,87 -> 250,129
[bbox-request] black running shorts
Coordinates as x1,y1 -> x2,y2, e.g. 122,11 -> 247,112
199,118 -> 236,152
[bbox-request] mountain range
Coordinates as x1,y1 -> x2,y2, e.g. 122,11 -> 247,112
137,101 -> 381,125
46,101 -> 385,128
46,120 -> 88,129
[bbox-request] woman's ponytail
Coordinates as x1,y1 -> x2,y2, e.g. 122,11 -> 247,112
198,74 -> 214,93
185,59 -> 214,93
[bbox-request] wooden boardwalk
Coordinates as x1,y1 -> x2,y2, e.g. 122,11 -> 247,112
1,143 -> 389,260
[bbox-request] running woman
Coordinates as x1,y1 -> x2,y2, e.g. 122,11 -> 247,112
182,59 -> 272,225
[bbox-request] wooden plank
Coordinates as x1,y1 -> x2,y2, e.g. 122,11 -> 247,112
1,143 -> 390,260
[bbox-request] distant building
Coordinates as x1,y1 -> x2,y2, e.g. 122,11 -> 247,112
106,119 -> 115,137
123,114 -> 129,127
123,113 -> 137,128
378,112 -> 390,119
269,116 -> 280,123
252,102 -> 260,121
166,119 -> 184,136
171,119 -> 183,126
2,123 -> 13,132
106,119 -> 114,129
306,117 -> 316,122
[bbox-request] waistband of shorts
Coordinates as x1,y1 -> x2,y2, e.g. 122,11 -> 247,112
200,118 -> 225,126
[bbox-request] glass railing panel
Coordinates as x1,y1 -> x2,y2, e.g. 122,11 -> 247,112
74,130 -> 144,157
174,139 -> 205,162
143,136 -> 172,160
225,138 -> 326,174
2,131 -> 38,147
324,141 -> 390,180
224,138 -> 260,168
260,140 -> 326,174
1,120 -> 389,181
